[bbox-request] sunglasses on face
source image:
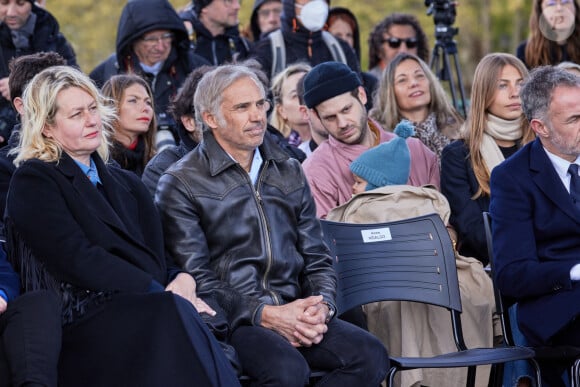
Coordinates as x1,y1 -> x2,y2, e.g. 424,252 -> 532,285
382,37 -> 419,49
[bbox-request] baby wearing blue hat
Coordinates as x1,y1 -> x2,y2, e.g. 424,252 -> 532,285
350,119 -> 414,194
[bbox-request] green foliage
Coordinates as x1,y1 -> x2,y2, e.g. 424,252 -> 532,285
47,0 -> 533,89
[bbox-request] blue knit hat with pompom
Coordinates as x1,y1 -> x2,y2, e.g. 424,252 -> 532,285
350,120 -> 415,191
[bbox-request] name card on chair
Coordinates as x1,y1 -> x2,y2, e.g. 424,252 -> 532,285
361,227 -> 392,243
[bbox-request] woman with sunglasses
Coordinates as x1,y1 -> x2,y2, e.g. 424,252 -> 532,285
516,0 -> 580,68
371,52 -> 462,161
367,13 -> 429,80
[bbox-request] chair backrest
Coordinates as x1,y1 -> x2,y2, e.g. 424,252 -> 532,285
321,213 -> 462,315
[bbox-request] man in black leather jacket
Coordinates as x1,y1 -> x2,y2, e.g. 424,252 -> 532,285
155,64 -> 388,386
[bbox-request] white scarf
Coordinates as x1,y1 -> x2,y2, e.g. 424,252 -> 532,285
480,113 -> 522,172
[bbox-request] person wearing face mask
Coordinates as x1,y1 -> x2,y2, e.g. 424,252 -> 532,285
249,0 -> 361,80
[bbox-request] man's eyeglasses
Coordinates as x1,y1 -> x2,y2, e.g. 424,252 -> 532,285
382,37 -> 419,49
222,0 -> 242,7
141,33 -> 174,46
258,7 -> 282,18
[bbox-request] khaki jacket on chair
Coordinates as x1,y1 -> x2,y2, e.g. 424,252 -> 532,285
327,185 -> 498,387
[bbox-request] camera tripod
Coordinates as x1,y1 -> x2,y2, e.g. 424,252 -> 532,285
430,36 -> 467,117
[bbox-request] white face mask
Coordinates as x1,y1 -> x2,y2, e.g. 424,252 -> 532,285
296,0 -> 329,32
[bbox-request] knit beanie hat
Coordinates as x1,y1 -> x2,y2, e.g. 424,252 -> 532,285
193,0 -> 213,15
303,62 -> 361,108
350,120 -> 415,191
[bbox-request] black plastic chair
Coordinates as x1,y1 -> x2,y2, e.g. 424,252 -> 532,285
483,211 -> 580,387
320,213 -> 537,387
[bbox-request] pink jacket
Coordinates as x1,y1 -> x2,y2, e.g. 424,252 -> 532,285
303,119 -> 440,218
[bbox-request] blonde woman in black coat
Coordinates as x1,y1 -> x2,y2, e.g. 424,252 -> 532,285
5,66 -> 239,387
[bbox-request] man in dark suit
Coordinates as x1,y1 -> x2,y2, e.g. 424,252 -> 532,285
490,65 -> 580,387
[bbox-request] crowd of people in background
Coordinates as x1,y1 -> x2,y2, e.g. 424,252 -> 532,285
0,0 -> 580,386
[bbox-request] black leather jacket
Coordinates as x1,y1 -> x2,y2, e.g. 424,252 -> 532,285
155,130 -> 336,330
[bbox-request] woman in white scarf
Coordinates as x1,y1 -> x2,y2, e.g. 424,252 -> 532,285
441,53 -> 534,265
440,52 -> 536,387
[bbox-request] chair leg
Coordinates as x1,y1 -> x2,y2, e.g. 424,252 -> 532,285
466,365 -> 476,387
529,358 -> 542,387
571,358 -> 580,387
386,366 -> 397,387
487,363 -> 504,387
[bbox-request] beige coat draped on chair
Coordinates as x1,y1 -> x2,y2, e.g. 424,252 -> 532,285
327,185 -> 498,387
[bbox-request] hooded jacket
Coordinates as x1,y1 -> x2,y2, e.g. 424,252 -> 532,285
0,4 -> 77,144
89,0 -> 209,140
249,0 -> 360,80
180,7 -> 251,66
249,0 -> 280,41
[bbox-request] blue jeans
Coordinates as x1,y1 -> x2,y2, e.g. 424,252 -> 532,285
503,305 -> 537,387
230,318 -> 389,387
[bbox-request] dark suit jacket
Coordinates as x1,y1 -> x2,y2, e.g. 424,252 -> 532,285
490,138 -> 580,345
5,152 -> 173,293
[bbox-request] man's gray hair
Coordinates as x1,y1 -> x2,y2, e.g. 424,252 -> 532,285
521,65 -> 580,123
194,64 -> 266,128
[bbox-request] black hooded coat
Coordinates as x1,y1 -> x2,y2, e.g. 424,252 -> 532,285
90,0 -> 209,140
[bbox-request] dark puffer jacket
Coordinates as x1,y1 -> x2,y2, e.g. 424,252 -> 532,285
89,0 -> 209,140
0,4 -> 77,144
155,130 -> 336,330
249,0 -> 360,79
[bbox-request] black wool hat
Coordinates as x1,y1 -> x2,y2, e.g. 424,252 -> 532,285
192,0 -> 213,15
303,62 -> 362,109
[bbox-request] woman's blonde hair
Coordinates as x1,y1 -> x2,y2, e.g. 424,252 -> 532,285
371,53 -> 463,138
269,62 -> 311,138
13,66 -> 116,166
101,74 -> 157,166
464,53 -> 534,198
